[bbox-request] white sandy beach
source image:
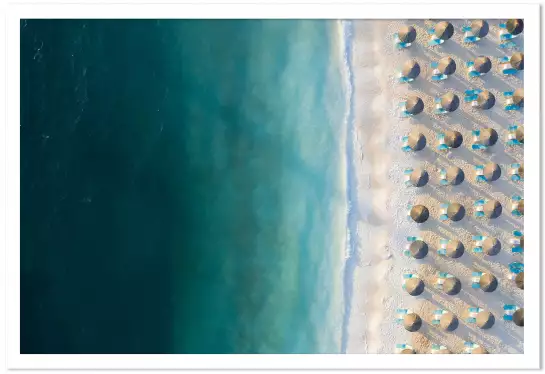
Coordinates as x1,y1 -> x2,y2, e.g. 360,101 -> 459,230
346,19 -> 524,354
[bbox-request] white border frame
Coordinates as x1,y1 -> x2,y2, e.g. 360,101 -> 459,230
6,2 -> 540,370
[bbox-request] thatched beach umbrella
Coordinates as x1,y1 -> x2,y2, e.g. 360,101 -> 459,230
435,21 -> 454,41
410,168 -> 429,187
438,56 -> 457,75
399,25 -> 417,43
400,348 -> 416,354
476,310 -> 495,329
408,131 -> 426,151
479,128 -> 498,146
480,273 -> 498,292
477,90 -> 496,110
518,199 -> 524,215
405,278 -> 425,296
440,312 -> 459,331
409,240 -> 428,259
404,313 -> 422,332
484,200 -> 502,218
446,240 -> 464,258
472,346 -> 488,354
406,95 -> 424,115
516,126 -> 524,143
516,272 -> 524,289
474,56 -> 492,74
410,205 -> 429,223
471,20 -> 489,38
436,348 -> 451,354
446,166 -> 464,185
520,235 -> 524,249
513,308 -> 524,327
444,130 -> 463,148
447,202 -> 465,221
482,237 -> 501,256
443,277 -> 461,295
484,162 -> 501,182
510,52 -> 524,71
402,60 -> 421,79
441,92 -> 460,112
513,88 -> 524,108
506,19 -> 524,35
518,163 -> 524,179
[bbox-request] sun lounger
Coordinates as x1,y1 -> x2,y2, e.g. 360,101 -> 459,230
472,235 -> 485,253
437,239 -> 449,255
506,125 -> 523,146
394,33 -> 412,50
503,305 -> 519,321
510,163 -> 523,181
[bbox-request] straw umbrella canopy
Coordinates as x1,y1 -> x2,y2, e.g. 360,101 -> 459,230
476,310 -> 495,329
435,21 -> 454,40
438,56 -> 456,75
403,313 -> 422,332
518,163 -> 524,179
441,92 -> 460,112
484,200 -> 502,218
410,168 -> 429,187
440,312 -> 459,331
520,235 -> 524,249
516,126 -> 524,143
513,88 -> 524,107
479,128 -> 498,146
408,131 -> 426,151
484,162 -> 501,181
472,346 -> 488,354
474,56 -> 492,74
477,90 -> 496,110
518,199 -> 524,215
405,278 -> 425,296
447,202 -> 465,221
446,166 -> 464,185
399,25 -> 417,43
402,60 -> 421,79
482,237 -> 501,256
410,205 -> 429,223
471,20 -> 489,38
400,348 -> 416,354
506,19 -> 524,35
510,52 -> 524,70
480,273 -> 498,292
406,95 -> 424,115
442,277 -> 461,295
513,308 -> 524,327
515,272 -> 524,289
446,240 -> 464,258
444,130 -> 463,148
409,240 -> 428,259
436,349 -> 451,354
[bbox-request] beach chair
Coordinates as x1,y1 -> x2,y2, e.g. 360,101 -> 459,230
472,235 -> 485,253
434,97 -> 447,114
438,168 -> 449,185
402,273 -> 419,290
436,133 -> 451,151
427,27 -> 445,46
506,125 -> 523,146
394,33 -> 412,50
465,306 -> 482,323
503,90 -> 521,111
474,165 -> 488,182
464,342 -> 483,354
466,61 -> 483,78
395,308 -> 410,325
430,61 -> 448,81
499,40 -> 517,49
464,88 -> 482,103
510,231 -> 524,254
503,305 -> 520,321
437,239 -> 449,255
395,343 -> 414,353
462,25 -> 480,43
508,262 -> 524,279
432,309 -> 447,325
511,195 -> 523,216
404,168 -> 414,187
499,22 -> 522,42
471,130 -> 488,151
498,56 -> 518,75
509,163 -> 523,181
401,136 -> 413,152
471,272 -> 483,289
431,344 -> 449,354
473,199 -> 486,217
399,101 -> 414,118
439,203 -> 449,221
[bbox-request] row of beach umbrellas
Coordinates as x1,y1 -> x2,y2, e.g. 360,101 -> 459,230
407,128 -> 525,151
409,200 -> 503,223
407,162 -> 508,187
398,19 -> 524,44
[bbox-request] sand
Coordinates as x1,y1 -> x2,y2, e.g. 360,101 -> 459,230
347,20 -> 523,354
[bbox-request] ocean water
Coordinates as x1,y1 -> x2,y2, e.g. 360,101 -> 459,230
20,19 -> 349,354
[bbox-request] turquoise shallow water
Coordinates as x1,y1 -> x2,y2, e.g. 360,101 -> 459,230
20,20 -> 348,353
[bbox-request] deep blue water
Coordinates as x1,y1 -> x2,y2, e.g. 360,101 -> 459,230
20,19 -> 348,354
